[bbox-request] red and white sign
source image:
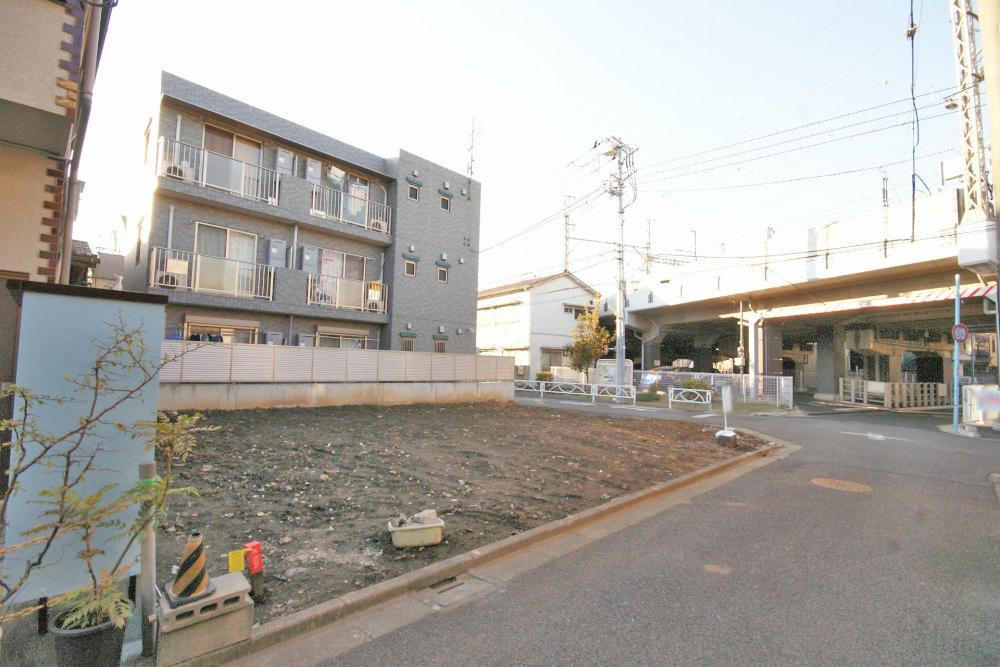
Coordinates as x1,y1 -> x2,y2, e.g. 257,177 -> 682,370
952,323 -> 969,344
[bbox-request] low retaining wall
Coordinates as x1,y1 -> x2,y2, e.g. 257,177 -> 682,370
158,381 -> 514,411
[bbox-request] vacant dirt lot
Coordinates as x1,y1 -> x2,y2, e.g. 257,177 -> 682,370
157,402 -> 762,623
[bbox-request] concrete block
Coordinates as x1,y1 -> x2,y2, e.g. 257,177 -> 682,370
380,382 -> 435,405
232,382 -> 311,409
159,383 -> 236,411
312,381 -> 382,407
157,573 -> 253,666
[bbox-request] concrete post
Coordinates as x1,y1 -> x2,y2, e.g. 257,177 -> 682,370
139,461 -> 157,656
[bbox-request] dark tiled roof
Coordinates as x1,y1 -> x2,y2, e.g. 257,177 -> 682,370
477,271 -> 596,299
71,239 -> 98,260
161,72 -> 392,178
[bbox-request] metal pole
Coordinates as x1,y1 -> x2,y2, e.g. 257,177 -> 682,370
739,301 -> 744,375
954,273 -> 961,433
563,195 -> 574,272
615,144 -> 627,390
139,461 -> 157,656
976,0 -> 1000,382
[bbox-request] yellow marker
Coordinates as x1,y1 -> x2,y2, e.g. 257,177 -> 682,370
228,549 -> 246,573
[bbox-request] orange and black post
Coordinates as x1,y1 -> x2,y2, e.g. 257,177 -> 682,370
167,532 -> 214,605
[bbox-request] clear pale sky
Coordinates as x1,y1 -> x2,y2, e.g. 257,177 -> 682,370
77,1 -> 962,297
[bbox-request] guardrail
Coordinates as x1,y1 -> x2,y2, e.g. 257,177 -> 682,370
306,273 -> 387,312
637,370 -> 793,409
149,247 -> 274,300
667,387 -> 711,408
310,183 -> 392,235
513,380 -> 636,404
160,340 -> 515,383
160,137 -> 279,204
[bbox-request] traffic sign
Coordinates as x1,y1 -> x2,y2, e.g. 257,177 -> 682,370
952,323 -> 969,344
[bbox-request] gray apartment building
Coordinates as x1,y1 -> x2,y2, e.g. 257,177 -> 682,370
122,72 -> 480,353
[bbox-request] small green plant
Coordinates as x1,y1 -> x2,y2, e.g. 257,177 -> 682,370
680,378 -> 712,392
0,320 -> 212,632
535,371 -> 554,382
636,392 -> 662,403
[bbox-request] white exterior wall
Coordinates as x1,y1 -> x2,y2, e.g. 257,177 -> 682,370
527,275 -> 595,374
476,292 -> 530,367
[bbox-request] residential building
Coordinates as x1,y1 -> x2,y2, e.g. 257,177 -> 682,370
122,72 -> 480,352
68,239 -> 99,285
476,271 -> 597,377
0,0 -> 111,283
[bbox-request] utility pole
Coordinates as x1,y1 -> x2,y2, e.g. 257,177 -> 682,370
957,0 -> 1000,376
690,229 -> 698,260
645,219 -> 653,273
563,195 -> 575,272
596,136 -> 636,388
466,116 -> 477,178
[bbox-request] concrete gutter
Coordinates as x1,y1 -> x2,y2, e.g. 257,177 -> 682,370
186,437 -> 785,666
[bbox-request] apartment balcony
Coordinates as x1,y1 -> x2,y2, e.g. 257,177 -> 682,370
159,137 -> 280,205
306,273 -> 387,313
310,183 -> 392,235
149,247 -> 274,300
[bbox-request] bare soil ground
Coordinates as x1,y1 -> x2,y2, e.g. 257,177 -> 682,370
156,402 -> 763,624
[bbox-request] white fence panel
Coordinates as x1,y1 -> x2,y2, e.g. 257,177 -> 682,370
230,344 -> 274,382
313,348 -> 347,382
274,346 -> 313,382
377,351 -> 407,382
405,352 -> 432,382
346,349 -> 379,381
496,355 -> 515,380
159,340 -> 184,382
432,353 -> 455,381
181,343 -> 233,382
453,354 -> 477,381
477,355 -> 498,381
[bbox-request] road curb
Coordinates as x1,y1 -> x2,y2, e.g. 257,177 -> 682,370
191,441 -> 786,666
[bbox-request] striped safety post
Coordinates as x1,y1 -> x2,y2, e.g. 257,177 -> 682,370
168,532 -> 211,604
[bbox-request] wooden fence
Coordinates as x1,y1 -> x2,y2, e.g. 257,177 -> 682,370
160,340 -> 515,384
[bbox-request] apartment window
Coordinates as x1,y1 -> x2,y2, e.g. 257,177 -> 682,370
404,260 -> 416,277
438,267 -> 448,283
440,195 -> 451,212
408,184 -> 420,201
435,340 -> 446,353
195,222 -> 257,262
401,338 -> 414,352
564,305 -> 585,319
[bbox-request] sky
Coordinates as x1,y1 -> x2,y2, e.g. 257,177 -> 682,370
77,0 -> 964,298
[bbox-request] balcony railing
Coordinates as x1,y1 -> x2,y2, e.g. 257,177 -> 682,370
310,183 -> 392,235
316,334 -> 380,350
149,247 -> 274,300
306,273 -> 387,312
159,137 -> 279,205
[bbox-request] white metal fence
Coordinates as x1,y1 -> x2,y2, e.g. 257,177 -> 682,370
636,370 -> 794,409
667,387 -> 711,408
160,137 -> 279,204
160,340 -> 515,384
149,246 -> 274,299
513,380 -> 636,404
306,273 -> 387,312
310,183 -> 392,235
839,378 -> 950,408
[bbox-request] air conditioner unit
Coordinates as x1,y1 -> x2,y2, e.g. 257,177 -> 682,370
154,270 -> 187,288
164,160 -> 193,180
262,331 -> 284,345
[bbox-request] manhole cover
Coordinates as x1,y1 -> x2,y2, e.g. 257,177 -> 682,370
811,478 -> 872,493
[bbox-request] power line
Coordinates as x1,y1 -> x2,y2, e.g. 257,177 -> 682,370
637,110 -> 959,186
638,98 -> 955,179
637,83 -> 963,173
478,183 -> 607,253
639,148 -> 954,193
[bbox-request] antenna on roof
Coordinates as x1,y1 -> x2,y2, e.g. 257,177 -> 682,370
466,116 -> 477,179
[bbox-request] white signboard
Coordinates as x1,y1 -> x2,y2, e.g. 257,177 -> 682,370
721,385 -> 733,415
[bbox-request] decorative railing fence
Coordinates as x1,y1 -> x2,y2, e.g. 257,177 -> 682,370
839,378 -> 950,408
160,341 -> 515,384
636,370 -> 793,409
513,380 -> 636,404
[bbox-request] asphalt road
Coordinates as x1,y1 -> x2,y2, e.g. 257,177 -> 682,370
324,404 -> 1000,665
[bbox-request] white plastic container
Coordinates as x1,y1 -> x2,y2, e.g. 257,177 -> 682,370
387,512 -> 445,548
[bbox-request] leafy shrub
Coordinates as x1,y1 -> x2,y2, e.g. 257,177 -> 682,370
637,392 -> 662,403
680,378 -> 712,392
535,370 -> 554,381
